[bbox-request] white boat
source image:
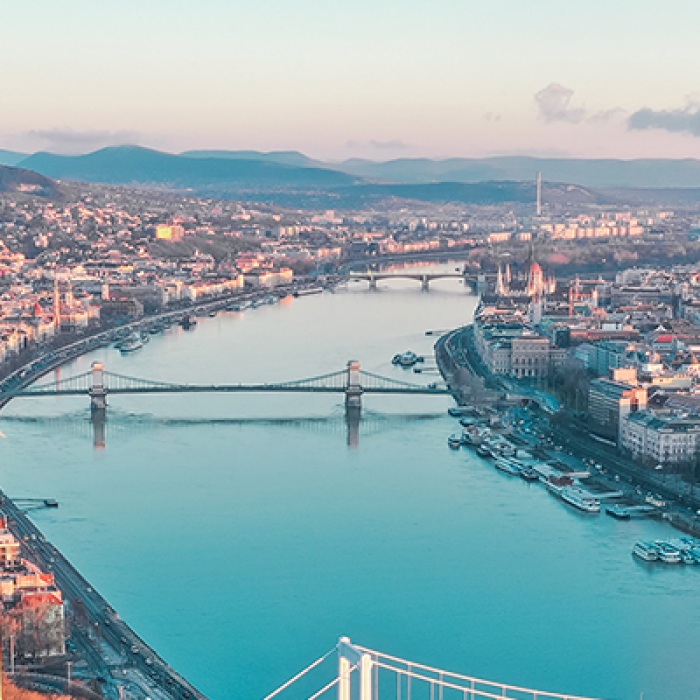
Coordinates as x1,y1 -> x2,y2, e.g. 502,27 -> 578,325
391,351 -> 424,367
494,457 -> 521,476
655,542 -> 682,564
632,541 -> 659,562
119,333 -> 144,354
681,550 -> 696,565
558,487 -> 601,513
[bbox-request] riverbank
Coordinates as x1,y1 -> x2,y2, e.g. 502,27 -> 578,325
435,324 -> 700,536
0,279 -> 331,412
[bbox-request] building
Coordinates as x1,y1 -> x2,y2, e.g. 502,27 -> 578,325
621,411 -> 700,467
510,336 -> 551,379
0,517 -> 65,659
155,224 -> 185,242
588,378 -> 647,442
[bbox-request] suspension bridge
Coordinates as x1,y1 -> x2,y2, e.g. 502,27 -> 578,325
264,637 -> 601,700
0,361 -> 454,414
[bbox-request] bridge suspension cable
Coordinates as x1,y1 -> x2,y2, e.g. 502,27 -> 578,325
262,638 -> 602,700
262,646 -> 337,700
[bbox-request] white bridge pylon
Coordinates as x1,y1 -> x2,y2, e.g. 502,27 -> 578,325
263,636 -> 603,700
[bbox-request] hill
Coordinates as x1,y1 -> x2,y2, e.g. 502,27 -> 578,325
18,146 -> 357,190
219,180 -> 604,209
0,149 -> 29,167
0,164 -> 60,197
180,149 -> 323,168
333,156 -> 700,189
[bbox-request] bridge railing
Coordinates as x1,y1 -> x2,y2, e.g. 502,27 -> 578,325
262,638 -> 603,700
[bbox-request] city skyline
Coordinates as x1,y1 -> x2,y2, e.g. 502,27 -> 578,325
2,0 -> 700,160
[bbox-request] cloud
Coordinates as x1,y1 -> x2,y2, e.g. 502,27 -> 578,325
27,128 -> 141,153
534,83 -> 586,124
368,139 -> 410,151
345,139 -> 411,153
589,107 -> 626,123
628,102 -> 700,137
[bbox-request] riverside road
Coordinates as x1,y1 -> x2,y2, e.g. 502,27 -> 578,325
1,489 -> 206,700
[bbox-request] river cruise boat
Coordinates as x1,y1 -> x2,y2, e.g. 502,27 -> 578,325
681,550 -> 696,565
119,333 -> 144,354
494,457 -> 522,476
545,474 -> 574,496
655,542 -> 682,564
632,541 -> 659,561
391,351 -> 424,367
476,443 -> 493,458
558,487 -> 601,513
519,467 -> 540,482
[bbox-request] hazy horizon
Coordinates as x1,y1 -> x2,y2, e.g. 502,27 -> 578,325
2,0 -> 700,160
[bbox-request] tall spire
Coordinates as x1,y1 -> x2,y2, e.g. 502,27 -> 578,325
496,265 -> 505,296
53,277 -> 61,330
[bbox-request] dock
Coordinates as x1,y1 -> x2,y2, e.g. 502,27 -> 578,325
606,504 -> 658,520
12,497 -> 59,509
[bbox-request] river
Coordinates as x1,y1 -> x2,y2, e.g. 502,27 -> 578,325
0,264 -> 698,700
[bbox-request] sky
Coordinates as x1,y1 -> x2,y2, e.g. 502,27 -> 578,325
1,0 -> 700,160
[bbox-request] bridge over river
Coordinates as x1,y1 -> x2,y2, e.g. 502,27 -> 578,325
0,360 -> 454,415
348,271 -> 489,292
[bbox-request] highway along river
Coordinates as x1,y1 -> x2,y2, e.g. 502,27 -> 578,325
0,263 -> 699,700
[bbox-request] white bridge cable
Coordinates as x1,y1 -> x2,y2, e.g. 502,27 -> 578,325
306,663 -> 358,700
262,646 -> 337,700
359,648 -> 601,700
375,661 -> 522,700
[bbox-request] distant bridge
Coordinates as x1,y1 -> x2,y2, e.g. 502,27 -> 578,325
349,271 -> 487,292
0,361 -> 453,415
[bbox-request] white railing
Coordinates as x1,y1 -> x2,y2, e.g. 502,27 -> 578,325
262,637 -> 603,700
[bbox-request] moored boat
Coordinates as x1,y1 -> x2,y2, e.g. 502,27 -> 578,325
495,457 -> 522,476
391,351 -> 424,367
605,505 -> 631,520
519,467 -> 540,482
558,487 -> 601,513
119,334 -> 144,354
655,542 -> 682,564
447,434 -> 462,450
632,541 -> 659,561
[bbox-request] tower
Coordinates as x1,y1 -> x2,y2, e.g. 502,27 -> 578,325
536,171 -> 542,216
53,277 -> 61,330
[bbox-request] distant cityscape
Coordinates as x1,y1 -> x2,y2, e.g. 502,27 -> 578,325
2,155 -> 700,697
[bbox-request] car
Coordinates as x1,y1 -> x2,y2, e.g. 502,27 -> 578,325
145,657 -> 153,665
131,645 -> 139,654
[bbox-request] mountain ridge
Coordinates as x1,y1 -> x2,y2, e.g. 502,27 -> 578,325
18,146 -> 358,190
10,145 -> 700,189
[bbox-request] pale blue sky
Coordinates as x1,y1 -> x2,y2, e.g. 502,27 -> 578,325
2,0 -> 699,158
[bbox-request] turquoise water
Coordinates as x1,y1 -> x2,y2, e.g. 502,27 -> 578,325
0,270 -> 698,700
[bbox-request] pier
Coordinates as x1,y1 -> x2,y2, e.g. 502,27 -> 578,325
12,497 -> 59,510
